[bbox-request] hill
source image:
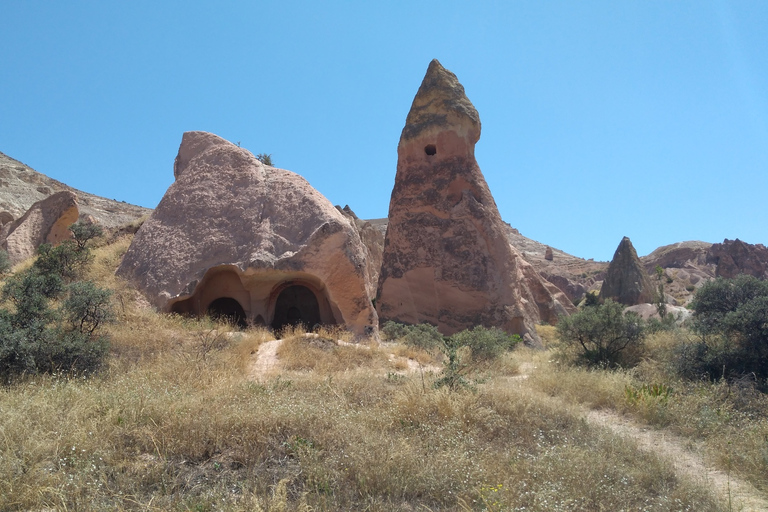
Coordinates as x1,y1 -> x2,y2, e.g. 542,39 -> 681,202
0,151 -> 150,228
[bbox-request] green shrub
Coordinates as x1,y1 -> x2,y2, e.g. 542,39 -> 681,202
0,250 -> 10,275
0,224 -> 113,384
256,153 -> 273,166
679,275 -> 768,383
557,299 -> 645,367
381,321 -> 444,350
449,325 -> 521,362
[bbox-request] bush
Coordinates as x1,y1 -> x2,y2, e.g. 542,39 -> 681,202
450,325 -> 521,362
680,275 -> 768,383
557,299 -> 645,367
0,250 -> 10,275
381,321 -> 444,350
0,224 -> 113,384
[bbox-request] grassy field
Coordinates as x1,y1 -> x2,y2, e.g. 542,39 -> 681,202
0,236 -> 758,511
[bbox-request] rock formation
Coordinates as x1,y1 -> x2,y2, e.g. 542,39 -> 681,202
0,190 -> 79,263
337,205 -> 384,289
0,151 -> 150,228
376,59 -> 573,345
117,131 -> 378,337
708,238 -> 768,279
544,246 -> 554,261
599,236 -> 655,305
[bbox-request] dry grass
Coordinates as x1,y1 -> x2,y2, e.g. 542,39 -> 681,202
532,329 -> 768,495
0,239 -> 732,510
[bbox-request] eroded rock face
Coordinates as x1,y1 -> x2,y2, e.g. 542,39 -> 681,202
599,236 -> 654,306
0,191 -> 79,263
708,238 -> 768,279
376,60 -> 573,345
117,131 -> 378,337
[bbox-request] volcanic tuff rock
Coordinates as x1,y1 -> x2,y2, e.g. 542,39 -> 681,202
376,59 -> 574,345
0,151 -> 150,228
117,131 -> 378,337
708,238 -> 768,279
0,191 -> 79,264
600,236 -> 655,306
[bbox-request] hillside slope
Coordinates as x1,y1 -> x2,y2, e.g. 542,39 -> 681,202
0,151 -> 150,227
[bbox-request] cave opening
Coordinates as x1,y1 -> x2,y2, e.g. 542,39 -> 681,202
207,297 -> 247,328
271,285 -> 322,331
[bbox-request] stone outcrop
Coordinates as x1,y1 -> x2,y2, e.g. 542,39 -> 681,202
337,205 -> 384,289
376,60 -> 573,345
599,236 -> 654,306
0,151 -> 150,228
544,246 -> 554,261
117,131 -> 378,337
708,238 -> 768,279
0,190 -> 79,263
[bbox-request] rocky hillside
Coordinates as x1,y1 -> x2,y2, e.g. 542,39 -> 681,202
0,151 -> 150,228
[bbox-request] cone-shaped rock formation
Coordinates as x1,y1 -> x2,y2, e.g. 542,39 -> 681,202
376,60 -> 573,345
599,236 -> 654,306
117,132 -> 378,336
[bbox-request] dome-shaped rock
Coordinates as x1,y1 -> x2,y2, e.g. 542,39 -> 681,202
117,132 -> 378,336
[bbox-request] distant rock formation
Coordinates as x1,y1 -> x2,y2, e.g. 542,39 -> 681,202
545,246 -> 554,261
376,59 -> 573,345
600,236 -> 654,306
0,191 -> 79,264
708,238 -> 768,279
117,131 -> 378,337
0,151 -> 150,228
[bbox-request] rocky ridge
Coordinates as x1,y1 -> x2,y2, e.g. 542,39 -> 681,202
0,151 -> 150,228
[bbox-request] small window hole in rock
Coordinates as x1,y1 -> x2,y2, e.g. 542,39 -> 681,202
424,144 -> 437,156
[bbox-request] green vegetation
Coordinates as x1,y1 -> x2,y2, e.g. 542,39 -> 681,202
556,299 -> 645,367
661,274 -> 768,386
256,153 -> 273,166
4,234 -> 768,509
0,222 -> 111,384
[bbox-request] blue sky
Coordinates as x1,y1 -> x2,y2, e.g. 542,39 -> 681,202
1,1 -> 766,261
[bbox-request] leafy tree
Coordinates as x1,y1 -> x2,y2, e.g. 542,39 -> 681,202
0,223 -> 113,384
557,299 -> 645,367
682,275 -> 768,382
70,221 -> 103,250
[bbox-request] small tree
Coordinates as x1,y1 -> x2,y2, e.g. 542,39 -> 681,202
0,223 -> 113,384
557,299 -> 645,367
256,153 -> 273,166
684,275 -> 768,382
70,221 -> 103,250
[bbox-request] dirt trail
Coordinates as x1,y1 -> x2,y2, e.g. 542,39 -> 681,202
586,409 -> 768,511
248,339 -> 282,380
515,365 -> 768,511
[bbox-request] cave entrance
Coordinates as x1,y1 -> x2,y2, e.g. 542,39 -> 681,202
207,297 -> 247,328
271,285 -> 322,331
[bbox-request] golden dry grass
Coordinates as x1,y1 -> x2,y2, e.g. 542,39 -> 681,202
0,237 -> 738,510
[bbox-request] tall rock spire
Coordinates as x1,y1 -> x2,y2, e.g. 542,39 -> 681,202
599,236 -> 655,306
376,60 -> 573,345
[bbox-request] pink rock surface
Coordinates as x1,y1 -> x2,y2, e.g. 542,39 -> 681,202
376,60 -> 573,345
0,190 -> 79,263
117,132 -> 378,337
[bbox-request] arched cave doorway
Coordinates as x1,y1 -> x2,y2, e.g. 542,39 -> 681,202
207,297 -> 247,328
271,285 -> 322,331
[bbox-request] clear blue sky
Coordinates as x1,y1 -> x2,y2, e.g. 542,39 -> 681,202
2,1 -> 766,261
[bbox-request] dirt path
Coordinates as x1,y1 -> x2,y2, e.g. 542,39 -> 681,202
248,339 -> 282,380
513,365 -> 768,511
586,409 -> 768,511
